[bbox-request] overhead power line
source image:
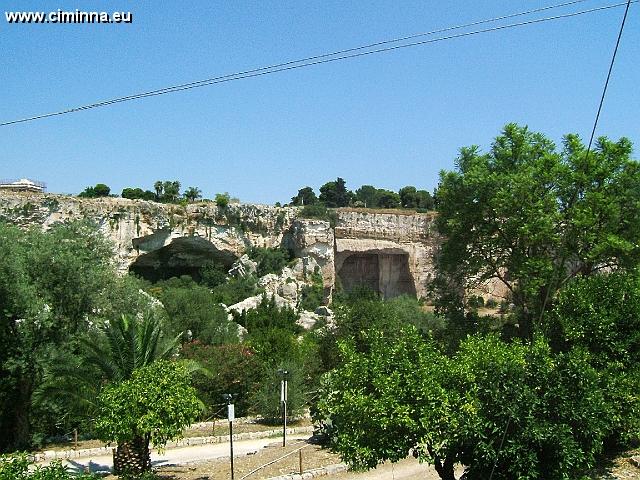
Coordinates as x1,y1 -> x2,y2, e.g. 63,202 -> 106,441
586,0 -> 633,152
1,0 -> 634,127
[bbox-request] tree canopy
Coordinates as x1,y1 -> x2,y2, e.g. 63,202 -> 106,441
434,123 -> 640,330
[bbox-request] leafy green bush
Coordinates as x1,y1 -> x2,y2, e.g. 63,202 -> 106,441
485,298 -> 498,308
299,204 -> 337,227
181,342 -> 261,418
147,276 -> 238,344
235,294 -> 301,336
548,271 -> 640,446
247,246 -> 293,277
199,261 -> 228,289
466,295 -> 484,308
316,329 -> 611,480
0,453 -> 96,479
299,273 -> 324,311
211,275 -> 260,306
215,193 -> 230,209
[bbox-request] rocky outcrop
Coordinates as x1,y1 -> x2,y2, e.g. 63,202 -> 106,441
334,209 -> 439,299
0,192 -> 297,275
0,192 -> 481,303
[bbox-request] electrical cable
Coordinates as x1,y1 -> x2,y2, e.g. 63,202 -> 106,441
1,0 -> 633,127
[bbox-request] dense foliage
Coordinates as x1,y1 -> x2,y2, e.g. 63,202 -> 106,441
146,276 -> 238,344
316,327 -> 621,480
78,183 -> 111,198
0,453 -> 97,479
95,361 -> 201,449
434,124 -> 640,333
0,221 -> 122,450
291,178 -> 434,211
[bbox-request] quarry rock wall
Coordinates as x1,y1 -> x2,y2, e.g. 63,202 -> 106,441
0,193 -> 449,301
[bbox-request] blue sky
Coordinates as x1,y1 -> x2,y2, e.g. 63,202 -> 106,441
1,1 -> 638,204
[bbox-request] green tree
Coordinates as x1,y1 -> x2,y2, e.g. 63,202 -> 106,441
435,123 -> 640,333
291,186 -> 318,206
319,177 -> 353,207
215,192 -> 230,209
122,187 -> 156,201
162,180 -> 181,203
376,189 -> 401,208
95,360 -> 201,474
78,183 -> 111,198
316,329 -> 610,480
547,271 -> 640,446
398,185 -> 418,208
147,276 -> 238,344
247,246 -> 292,277
153,180 -> 163,200
0,221 -> 117,450
354,185 -> 380,208
415,189 -> 434,210
181,343 -> 261,418
183,186 -> 202,203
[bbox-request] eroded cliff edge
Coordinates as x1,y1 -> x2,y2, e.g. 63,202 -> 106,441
0,192 -> 440,300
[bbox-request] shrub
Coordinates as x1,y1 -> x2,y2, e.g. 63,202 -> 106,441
211,275 -> 260,306
215,193 -> 230,209
181,342 -> 261,418
247,246 -> 293,277
299,204 -> 337,227
147,276 -> 238,344
299,273 -> 324,311
467,295 -> 484,308
0,453 -> 97,479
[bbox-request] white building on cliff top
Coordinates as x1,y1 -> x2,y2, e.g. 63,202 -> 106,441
0,178 -> 46,193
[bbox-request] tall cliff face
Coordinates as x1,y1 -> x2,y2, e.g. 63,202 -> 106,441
334,209 -> 440,299
0,192 -> 442,300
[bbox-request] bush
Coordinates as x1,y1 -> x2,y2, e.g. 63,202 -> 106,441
548,271 -> 640,446
211,275 -> 260,306
199,261 -> 228,289
467,295 -> 484,308
299,204 -> 337,227
247,246 -> 293,277
299,273 -> 324,311
485,298 -> 498,309
147,276 -> 238,344
215,193 -> 230,209
181,342 -> 261,418
0,453 -> 97,479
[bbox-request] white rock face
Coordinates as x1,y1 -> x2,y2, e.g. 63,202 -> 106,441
227,293 -> 290,315
228,254 -> 258,277
0,192 -> 504,304
297,310 -> 321,330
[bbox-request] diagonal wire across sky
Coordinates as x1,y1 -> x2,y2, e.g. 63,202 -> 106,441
1,0 -> 635,127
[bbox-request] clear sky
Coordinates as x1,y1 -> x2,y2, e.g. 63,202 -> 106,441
1,0 -> 638,204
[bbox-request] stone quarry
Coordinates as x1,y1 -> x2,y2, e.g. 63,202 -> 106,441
0,192 -> 448,304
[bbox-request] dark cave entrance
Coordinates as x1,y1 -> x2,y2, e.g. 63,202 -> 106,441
336,252 -> 416,299
129,236 -> 237,283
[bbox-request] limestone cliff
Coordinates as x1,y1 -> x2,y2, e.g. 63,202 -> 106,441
0,192 -> 444,301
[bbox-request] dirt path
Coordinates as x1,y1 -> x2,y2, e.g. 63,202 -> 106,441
43,434 -> 311,474
329,458 -> 464,480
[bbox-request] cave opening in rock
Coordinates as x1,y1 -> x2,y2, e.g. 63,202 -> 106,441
336,252 -> 416,299
129,236 -> 237,283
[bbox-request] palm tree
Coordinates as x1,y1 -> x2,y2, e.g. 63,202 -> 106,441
38,311 -> 182,473
184,186 -> 202,203
153,181 -> 163,201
